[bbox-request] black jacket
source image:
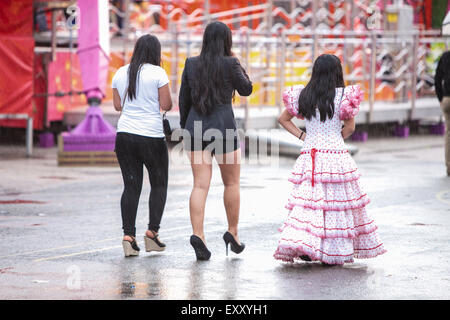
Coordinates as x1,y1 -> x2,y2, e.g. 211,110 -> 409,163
178,56 -> 252,136
435,51 -> 450,102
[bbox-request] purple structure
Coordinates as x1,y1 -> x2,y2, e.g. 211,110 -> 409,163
351,131 -> 368,142
39,132 -> 55,148
430,123 -> 446,135
394,125 -> 410,138
63,107 -> 116,151
61,0 -> 115,152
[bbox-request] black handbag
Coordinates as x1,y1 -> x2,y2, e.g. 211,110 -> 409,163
162,111 -> 172,137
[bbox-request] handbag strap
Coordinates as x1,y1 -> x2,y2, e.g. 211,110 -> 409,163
121,87 -> 128,111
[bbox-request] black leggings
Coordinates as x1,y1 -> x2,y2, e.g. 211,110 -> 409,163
115,132 -> 168,237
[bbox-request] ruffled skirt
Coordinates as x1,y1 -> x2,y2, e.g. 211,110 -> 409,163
274,149 -> 386,265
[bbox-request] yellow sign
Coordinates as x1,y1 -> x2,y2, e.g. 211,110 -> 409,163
387,12 -> 398,23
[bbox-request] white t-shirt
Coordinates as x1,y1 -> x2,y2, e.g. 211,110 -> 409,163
112,63 -> 169,138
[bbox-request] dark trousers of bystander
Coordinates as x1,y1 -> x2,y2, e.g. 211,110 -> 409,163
441,97 -> 450,176
115,132 -> 169,236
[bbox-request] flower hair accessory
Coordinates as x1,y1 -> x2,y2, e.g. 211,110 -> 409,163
340,85 -> 364,120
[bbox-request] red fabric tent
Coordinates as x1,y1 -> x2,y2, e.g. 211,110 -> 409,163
0,0 -> 38,129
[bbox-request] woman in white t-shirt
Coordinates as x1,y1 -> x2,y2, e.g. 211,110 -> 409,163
112,34 -> 172,257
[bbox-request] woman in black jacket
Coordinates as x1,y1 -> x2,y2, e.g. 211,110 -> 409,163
435,50 -> 450,176
178,21 -> 253,260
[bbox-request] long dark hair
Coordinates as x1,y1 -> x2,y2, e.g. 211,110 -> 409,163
298,54 -> 345,121
191,21 -> 233,115
127,34 -> 161,101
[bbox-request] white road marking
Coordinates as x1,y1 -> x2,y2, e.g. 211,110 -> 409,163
33,225 -> 240,262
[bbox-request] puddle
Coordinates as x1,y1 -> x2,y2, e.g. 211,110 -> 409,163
0,267 -> 14,274
0,189 -> 24,197
39,176 -> 75,180
3,192 -> 22,196
240,185 -> 266,189
0,200 -> 47,204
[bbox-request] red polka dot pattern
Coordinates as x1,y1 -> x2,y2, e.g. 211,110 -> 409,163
275,86 -> 386,265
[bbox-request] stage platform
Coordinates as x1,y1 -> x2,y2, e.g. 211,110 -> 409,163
64,97 -> 443,130
61,97 -> 441,157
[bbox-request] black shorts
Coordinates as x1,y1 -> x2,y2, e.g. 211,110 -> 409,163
184,137 -> 240,155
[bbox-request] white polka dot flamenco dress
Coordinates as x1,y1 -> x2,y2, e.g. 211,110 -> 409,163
274,85 -> 386,265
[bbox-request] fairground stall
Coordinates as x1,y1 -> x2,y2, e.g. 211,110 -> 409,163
1,0 -> 450,161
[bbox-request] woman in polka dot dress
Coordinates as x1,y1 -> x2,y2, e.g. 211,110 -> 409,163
274,54 -> 386,265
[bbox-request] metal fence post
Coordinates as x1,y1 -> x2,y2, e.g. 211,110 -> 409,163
279,30 -> 286,113
368,31 -> 377,124
204,0 -> 211,26
362,39 -> 367,90
171,22 -> 179,96
409,32 -> 419,121
267,0 -> 273,29
123,0 -> 130,63
264,1 -> 272,106
50,9 -> 56,62
312,0 -> 318,61
244,30 -> 250,131
275,31 -> 282,111
26,117 -> 33,157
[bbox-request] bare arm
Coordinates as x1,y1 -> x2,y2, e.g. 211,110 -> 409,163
158,83 -> 173,111
278,109 -> 306,141
341,118 -> 356,139
113,88 -> 122,112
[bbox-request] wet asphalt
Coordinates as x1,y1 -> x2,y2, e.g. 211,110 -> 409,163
0,135 -> 450,300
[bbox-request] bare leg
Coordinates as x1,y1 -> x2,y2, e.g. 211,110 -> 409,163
216,148 -> 242,244
188,150 -> 213,243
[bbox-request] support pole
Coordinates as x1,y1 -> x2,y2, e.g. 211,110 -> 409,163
267,0 -> 273,29
279,30 -> 286,113
26,117 -> 33,157
244,30 -> 250,130
123,0 -> 130,63
204,0 -> 211,26
263,0 -> 273,105
368,32 -> 377,124
275,32 -> 282,112
170,23 -> 179,95
50,9 -> 57,62
409,32 -> 419,121
312,0 -> 319,61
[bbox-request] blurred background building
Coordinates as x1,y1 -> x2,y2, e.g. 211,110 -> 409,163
1,0 -> 450,156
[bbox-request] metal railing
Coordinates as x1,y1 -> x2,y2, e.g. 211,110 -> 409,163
107,1 -> 450,123
39,0 -> 450,126
0,114 -> 33,156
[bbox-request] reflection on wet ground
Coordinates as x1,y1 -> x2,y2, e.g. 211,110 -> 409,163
113,250 -> 376,300
116,255 -> 247,300
1,137 -> 450,299
105,219 -> 379,300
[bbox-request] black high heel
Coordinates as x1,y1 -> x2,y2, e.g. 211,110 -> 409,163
223,231 -> 245,256
300,255 -> 312,262
190,235 -> 211,261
